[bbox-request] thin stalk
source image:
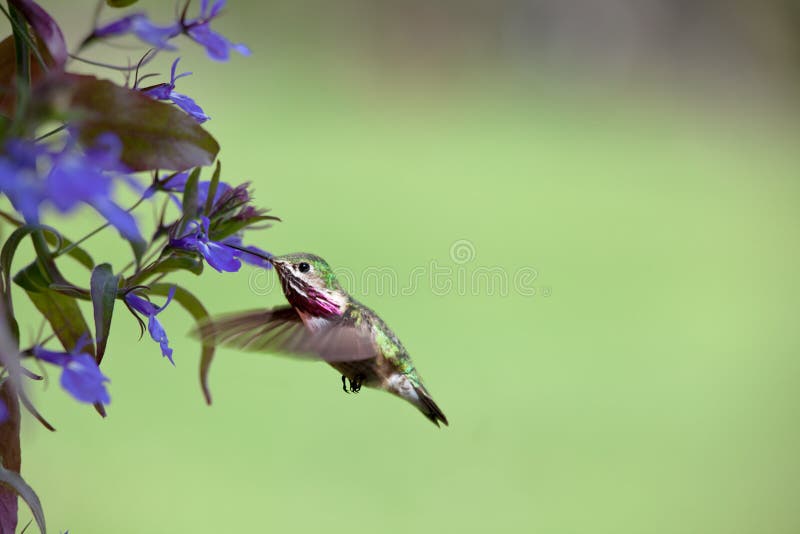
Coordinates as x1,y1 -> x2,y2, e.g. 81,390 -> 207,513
120,235 -> 166,276
54,194 -> 149,258
68,52 -> 156,72
7,4 -> 30,133
34,124 -> 68,142
0,4 -> 47,72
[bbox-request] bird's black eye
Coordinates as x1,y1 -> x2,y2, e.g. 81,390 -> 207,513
298,262 -> 311,273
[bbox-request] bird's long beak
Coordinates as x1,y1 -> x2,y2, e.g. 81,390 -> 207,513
270,258 -> 291,274
222,243 -> 276,268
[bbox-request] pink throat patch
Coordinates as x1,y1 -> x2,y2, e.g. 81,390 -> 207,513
284,280 -> 342,318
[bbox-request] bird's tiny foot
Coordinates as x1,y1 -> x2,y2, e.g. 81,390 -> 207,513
341,375 -> 349,394
349,374 -> 364,394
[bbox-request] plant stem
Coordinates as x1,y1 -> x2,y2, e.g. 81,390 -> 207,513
68,52 -> 156,72
54,194 -> 149,259
0,305 -> 22,533
0,381 -> 21,533
34,123 -> 68,142
1,4 -> 46,72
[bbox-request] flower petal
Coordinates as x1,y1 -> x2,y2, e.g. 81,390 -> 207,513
208,0 -> 227,19
199,241 -> 241,272
148,315 -> 174,364
187,24 -> 231,61
32,346 -> 69,366
170,92 -> 210,123
142,83 -> 174,100
60,354 -> 111,405
91,197 -> 143,242
93,14 -> 136,37
231,42 -> 251,56
154,286 -> 176,316
0,155 -> 44,222
124,292 -> 157,316
94,13 -> 179,49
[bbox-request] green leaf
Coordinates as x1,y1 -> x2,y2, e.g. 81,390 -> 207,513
148,252 -> 204,277
182,167 -> 201,222
174,166 -> 201,238
50,236 -> 94,270
0,322 -> 55,432
0,223 -> 41,341
106,0 -> 138,6
90,263 -> 119,363
1,226 -> 92,350
1,225 -> 36,311
204,160 -> 221,215
0,462 -> 46,534
125,251 -> 204,287
0,225 -> 58,309
150,283 -> 215,404
26,289 -> 94,357
12,262 -> 90,300
12,260 -> 50,292
0,210 -> 95,270
46,282 -> 90,300
18,391 -> 55,431
43,74 -> 219,171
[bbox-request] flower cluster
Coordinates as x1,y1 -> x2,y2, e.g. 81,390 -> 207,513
160,173 -> 274,271
91,0 -> 251,61
0,0 -> 276,531
0,2 -> 274,527
0,134 -> 142,241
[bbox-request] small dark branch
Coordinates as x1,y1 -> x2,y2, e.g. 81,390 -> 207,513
34,124 -> 68,142
68,52 -> 156,72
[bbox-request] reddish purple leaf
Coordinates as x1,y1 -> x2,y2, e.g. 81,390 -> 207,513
39,74 -> 220,171
0,385 -> 20,534
0,32 -> 57,117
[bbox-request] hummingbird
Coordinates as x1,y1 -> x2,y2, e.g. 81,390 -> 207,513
198,252 -> 448,427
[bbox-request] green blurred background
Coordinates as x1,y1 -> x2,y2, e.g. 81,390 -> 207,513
9,0 -> 800,532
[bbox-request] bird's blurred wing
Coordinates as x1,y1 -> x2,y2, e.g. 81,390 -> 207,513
194,306 -> 376,362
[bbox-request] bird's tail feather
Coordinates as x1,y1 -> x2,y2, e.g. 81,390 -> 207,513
415,386 -> 448,427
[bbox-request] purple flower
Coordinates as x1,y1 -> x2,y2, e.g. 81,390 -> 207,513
171,216 -> 242,272
92,13 -> 180,49
0,135 -> 143,242
124,287 -> 177,364
142,58 -> 210,123
143,173 -> 233,212
179,175 -> 232,207
91,0 -> 249,62
183,0 -> 251,61
0,140 -> 47,222
47,135 -> 142,241
34,341 -> 111,405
